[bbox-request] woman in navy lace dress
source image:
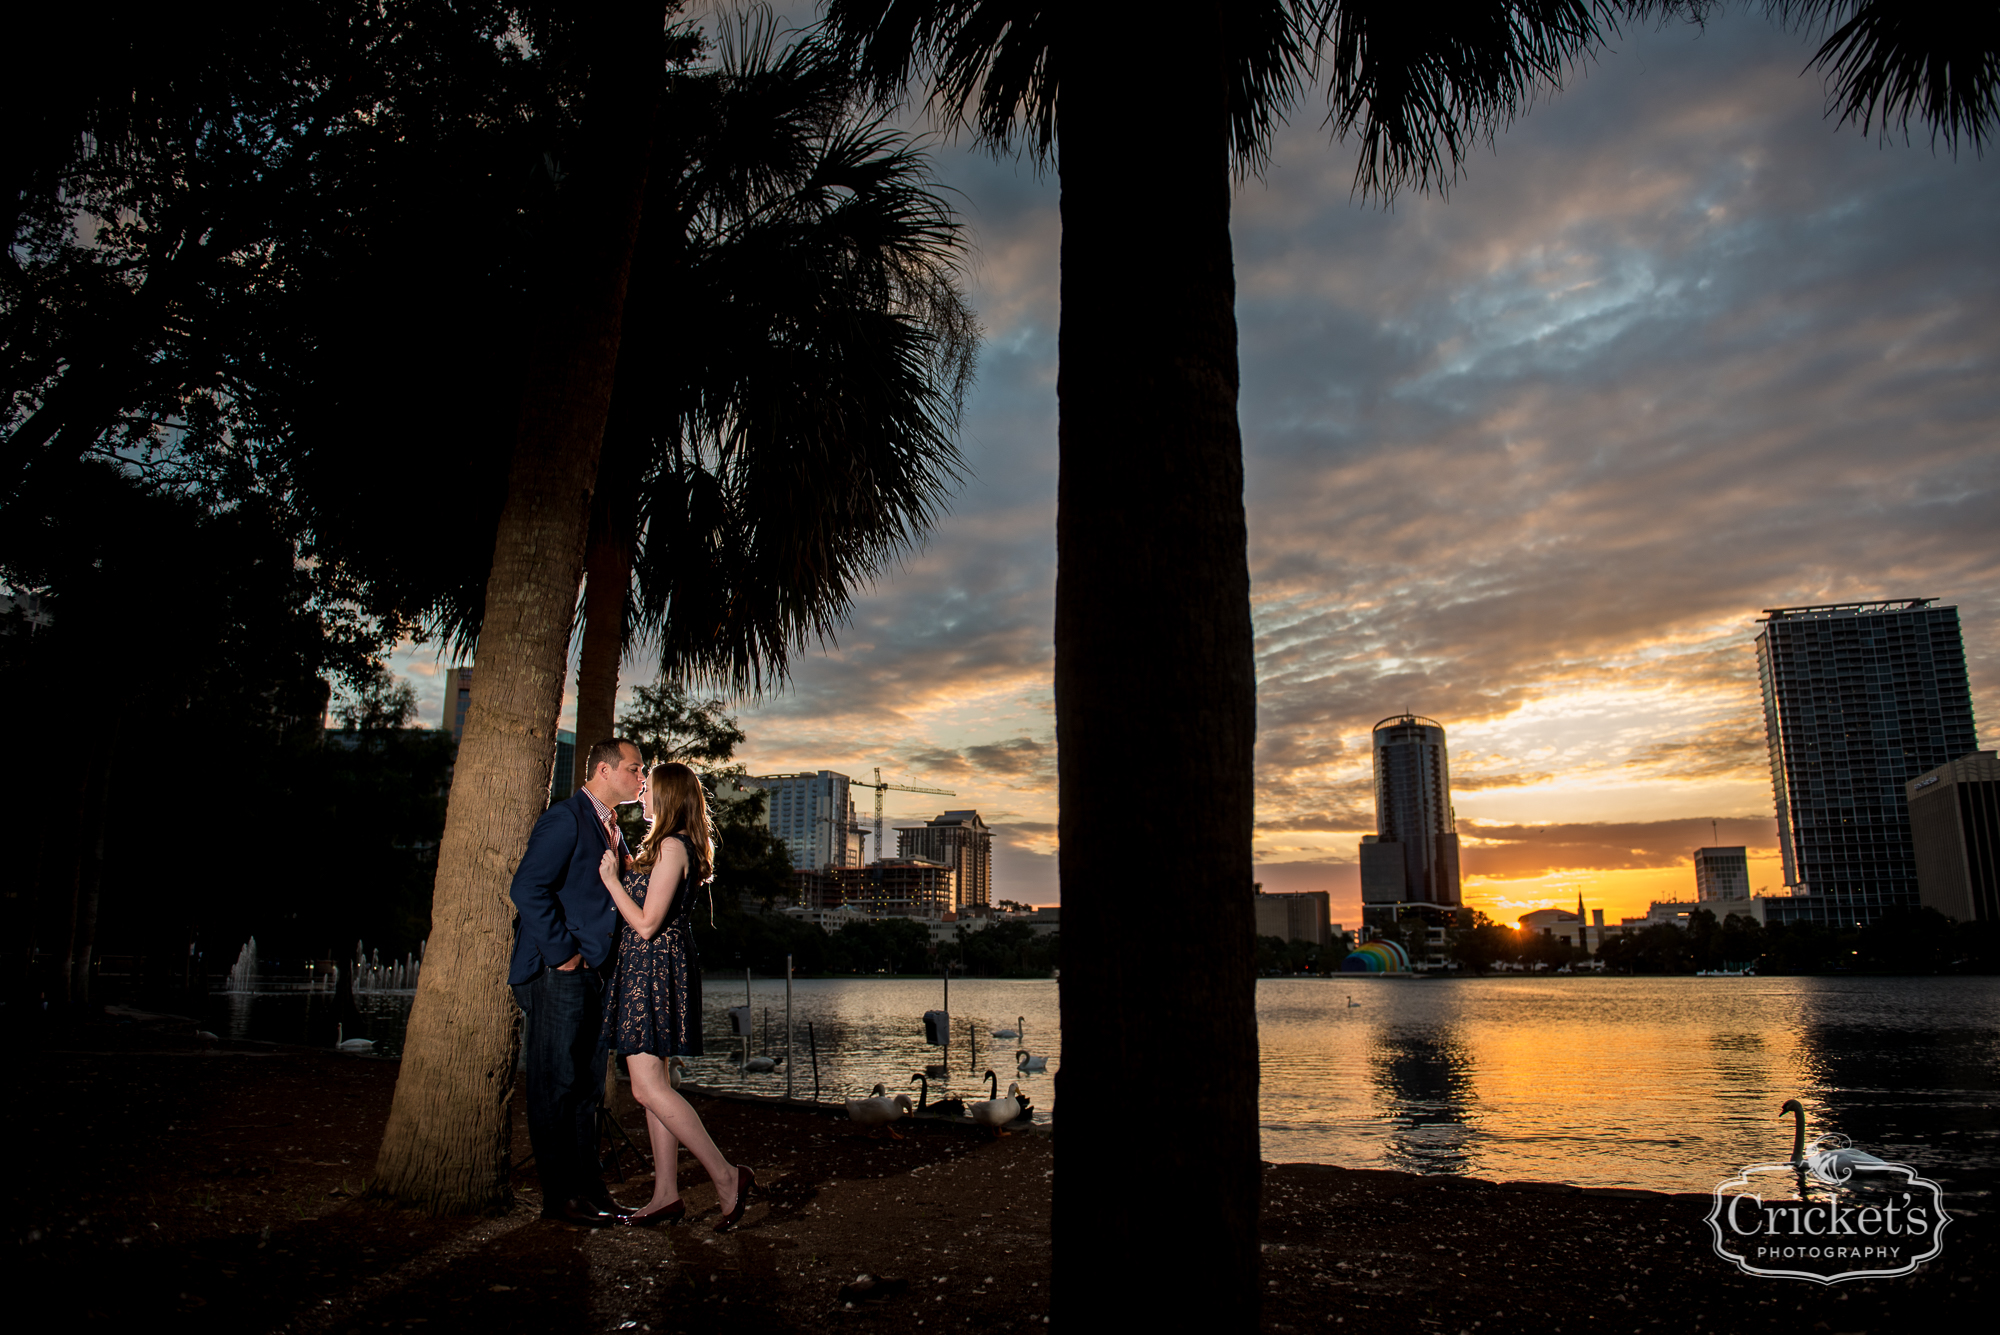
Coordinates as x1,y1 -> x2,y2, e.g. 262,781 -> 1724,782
597,762 -> 753,1230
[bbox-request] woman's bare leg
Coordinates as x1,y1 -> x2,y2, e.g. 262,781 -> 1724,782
640,1105 -> 680,1211
628,1053 -> 741,1213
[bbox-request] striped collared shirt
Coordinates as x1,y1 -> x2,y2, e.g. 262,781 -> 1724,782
582,787 -> 622,849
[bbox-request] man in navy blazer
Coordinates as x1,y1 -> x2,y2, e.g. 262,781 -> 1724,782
509,736 -> 646,1225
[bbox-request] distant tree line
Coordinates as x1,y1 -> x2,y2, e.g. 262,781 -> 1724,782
1442,906 -> 2000,976
1254,935 -> 1353,976
694,904 -> 1060,979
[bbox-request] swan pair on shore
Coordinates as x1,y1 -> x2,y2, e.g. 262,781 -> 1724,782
971,1069 -> 1030,1136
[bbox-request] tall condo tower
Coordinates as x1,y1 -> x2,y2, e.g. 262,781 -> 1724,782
1359,715 -> 1462,923
898,811 -> 994,910
1756,599 -> 1979,927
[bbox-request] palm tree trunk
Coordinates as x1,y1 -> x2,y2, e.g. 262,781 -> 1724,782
59,751 -> 112,1006
1052,8 -> 1261,1326
371,0 -> 665,1212
573,406 -> 646,766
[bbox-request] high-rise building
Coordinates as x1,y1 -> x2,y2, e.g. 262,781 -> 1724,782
441,664 -> 575,797
1358,715 -> 1462,926
444,665 -> 474,742
1756,599 -> 1980,927
1908,751 -> 1999,923
552,730 -> 577,796
1693,847 -> 1751,904
897,810 -> 993,910
1253,888 -> 1333,948
744,771 -> 863,871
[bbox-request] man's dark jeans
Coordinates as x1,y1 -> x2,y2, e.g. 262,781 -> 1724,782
514,964 -> 609,1208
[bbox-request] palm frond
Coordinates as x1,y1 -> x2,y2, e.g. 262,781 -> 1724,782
612,40 -> 976,698
1301,1 -> 1612,199
1772,0 -> 2000,154
820,1 -> 1315,174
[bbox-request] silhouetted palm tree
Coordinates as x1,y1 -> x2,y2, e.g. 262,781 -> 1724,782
373,0 -> 667,1212
571,19 -> 976,752
819,0 -> 1998,1323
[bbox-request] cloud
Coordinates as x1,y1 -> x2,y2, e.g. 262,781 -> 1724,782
1619,722 -> 1770,780
902,735 -> 1055,786
1451,771 -> 1557,791
401,11 -> 1994,913
1459,817 -> 1781,880
1228,10 -> 1998,854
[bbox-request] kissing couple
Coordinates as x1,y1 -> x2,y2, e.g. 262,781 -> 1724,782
506,738 -> 754,1229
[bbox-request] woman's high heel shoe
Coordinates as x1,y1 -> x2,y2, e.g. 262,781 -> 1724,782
714,1166 -> 755,1233
625,1199 -> 685,1228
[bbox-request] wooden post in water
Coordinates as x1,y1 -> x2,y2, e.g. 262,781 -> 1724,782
785,954 -> 794,1100
808,1021 -> 820,1102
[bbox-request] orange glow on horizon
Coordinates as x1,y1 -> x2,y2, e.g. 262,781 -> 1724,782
1464,849 -> 1787,925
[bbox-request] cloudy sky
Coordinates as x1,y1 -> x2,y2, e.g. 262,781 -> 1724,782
395,8 -> 1998,924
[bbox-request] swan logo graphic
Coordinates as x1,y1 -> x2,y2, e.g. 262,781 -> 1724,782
1707,1151 -> 1950,1284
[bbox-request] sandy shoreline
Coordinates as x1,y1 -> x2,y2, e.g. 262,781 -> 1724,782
10,1011 -> 1988,1332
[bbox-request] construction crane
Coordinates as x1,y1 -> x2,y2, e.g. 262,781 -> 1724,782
859,767 -> 955,864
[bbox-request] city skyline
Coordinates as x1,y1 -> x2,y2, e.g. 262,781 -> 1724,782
386,10 -> 1996,924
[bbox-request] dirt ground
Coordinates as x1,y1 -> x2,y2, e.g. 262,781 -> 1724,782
10,1007 -> 1989,1333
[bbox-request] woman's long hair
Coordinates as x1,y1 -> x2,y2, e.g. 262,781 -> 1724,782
634,761 -> 715,883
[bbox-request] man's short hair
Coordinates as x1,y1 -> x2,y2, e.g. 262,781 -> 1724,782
583,738 -> 638,782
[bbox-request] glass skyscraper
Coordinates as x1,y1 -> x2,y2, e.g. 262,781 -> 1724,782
1756,599 -> 1979,927
744,770 -> 862,871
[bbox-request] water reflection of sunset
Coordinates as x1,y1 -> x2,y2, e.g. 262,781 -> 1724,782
1257,976 -> 2000,1194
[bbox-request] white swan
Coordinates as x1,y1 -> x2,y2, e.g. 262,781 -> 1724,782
335,1023 -> 374,1052
1015,1048 -> 1048,1073
845,1089 -> 914,1139
1346,995 -> 1360,1009
668,1056 -> 689,1090
970,1069 -> 1023,1136
743,1054 -> 782,1073
1780,1099 -> 1891,1182
992,1015 -> 1023,1040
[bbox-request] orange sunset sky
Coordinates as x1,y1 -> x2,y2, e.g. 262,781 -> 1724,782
391,11 -> 1997,927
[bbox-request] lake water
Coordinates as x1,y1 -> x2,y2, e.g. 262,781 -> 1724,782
209,973 -> 2000,1197
1259,974 -> 2000,1198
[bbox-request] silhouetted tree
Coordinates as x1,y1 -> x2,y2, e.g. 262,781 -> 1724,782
813,4 -> 1997,1314
373,0 -> 671,1211
616,681 -> 747,767
569,18 -> 976,753
1449,911 -> 1517,974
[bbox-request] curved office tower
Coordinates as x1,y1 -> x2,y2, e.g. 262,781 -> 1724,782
1360,715 -> 1463,913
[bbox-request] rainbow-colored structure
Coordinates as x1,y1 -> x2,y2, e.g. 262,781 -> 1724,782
1339,940 -> 1411,973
